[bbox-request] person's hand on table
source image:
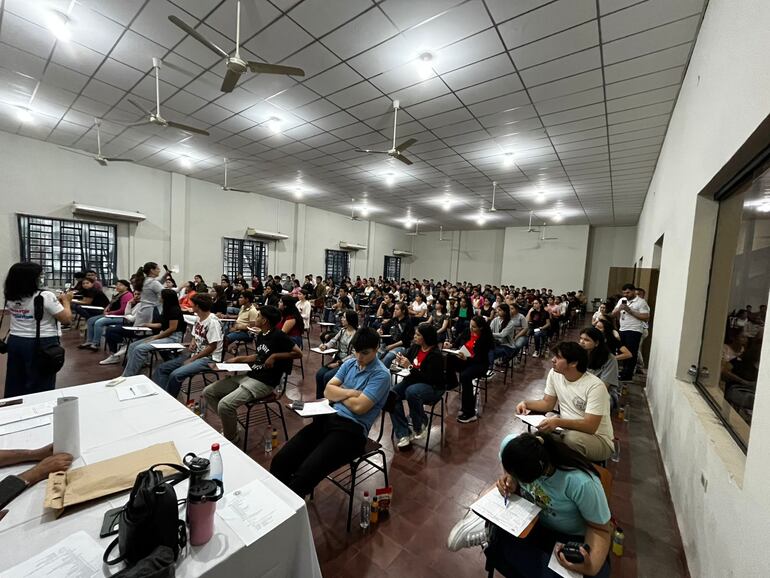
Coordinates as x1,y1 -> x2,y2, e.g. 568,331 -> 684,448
319,344 -> 327,351
30,444 -> 54,462
536,417 -> 559,433
18,453 -> 73,486
555,543 -> 594,575
515,401 -> 529,415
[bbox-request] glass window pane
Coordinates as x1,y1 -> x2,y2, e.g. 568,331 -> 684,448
697,160 -> 770,450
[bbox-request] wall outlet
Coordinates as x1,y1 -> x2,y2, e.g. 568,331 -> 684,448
700,471 -> 708,492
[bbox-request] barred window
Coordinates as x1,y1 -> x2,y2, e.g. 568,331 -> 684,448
17,214 -> 117,288
223,238 -> 268,281
384,256 -> 401,280
325,249 -> 350,284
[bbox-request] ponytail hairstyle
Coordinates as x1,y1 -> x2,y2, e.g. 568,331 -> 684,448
134,261 -> 158,293
501,433 -> 597,484
580,326 -> 610,370
497,303 -> 511,329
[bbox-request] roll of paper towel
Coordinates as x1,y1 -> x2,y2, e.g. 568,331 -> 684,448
53,397 -> 80,459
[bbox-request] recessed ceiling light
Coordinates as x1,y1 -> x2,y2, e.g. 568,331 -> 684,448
47,10 -> 71,42
535,190 -> 546,203
443,194 -> 453,211
503,153 -> 514,168
17,108 -> 34,123
758,202 -> 770,213
266,117 -> 281,134
417,52 -> 434,80
180,157 -> 192,169
385,174 -> 395,187
552,211 -> 563,223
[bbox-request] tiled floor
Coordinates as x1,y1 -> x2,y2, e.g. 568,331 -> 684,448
0,319 -> 690,578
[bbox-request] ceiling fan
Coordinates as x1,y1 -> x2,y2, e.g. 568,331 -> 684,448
349,198 -> 361,221
540,223 -> 558,241
61,118 -> 134,166
489,181 -> 498,212
125,58 -> 210,136
439,225 -> 452,242
527,210 -> 541,233
355,100 -> 417,165
221,158 -> 252,192
168,0 -> 305,94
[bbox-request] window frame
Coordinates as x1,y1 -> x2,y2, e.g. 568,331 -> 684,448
383,255 -> 401,280
17,213 -> 118,288
222,237 -> 268,281
325,249 -> 350,284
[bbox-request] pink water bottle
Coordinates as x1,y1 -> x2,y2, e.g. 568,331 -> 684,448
187,479 -> 224,546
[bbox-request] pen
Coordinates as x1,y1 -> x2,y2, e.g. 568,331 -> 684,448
130,387 -> 136,396
504,494 -> 508,508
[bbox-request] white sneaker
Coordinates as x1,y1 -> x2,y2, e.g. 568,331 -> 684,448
412,425 -> 428,440
485,369 -> 495,379
99,354 -> 122,365
532,351 -> 539,357
396,435 -> 412,448
447,510 -> 489,552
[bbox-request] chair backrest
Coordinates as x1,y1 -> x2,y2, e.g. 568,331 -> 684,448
593,464 -> 613,502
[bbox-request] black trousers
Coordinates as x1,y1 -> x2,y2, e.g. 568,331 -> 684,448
270,414 -> 366,497
446,355 -> 486,415
619,330 -> 642,380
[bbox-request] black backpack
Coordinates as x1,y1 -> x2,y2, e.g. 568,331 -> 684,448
104,463 -> 189,567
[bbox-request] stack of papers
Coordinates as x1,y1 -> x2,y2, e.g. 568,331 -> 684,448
294,399 -> 337,417
310,347 -> 337,355
0,400 -> 57,433
470,490 -> 540,538
115,382 -> 158,401
516,414 -> 563,432
218,479 -> 295,546
443,345 -> 472,357
151,342 -> 186,350
215,363 -> 252,372
1,531 -> 104,577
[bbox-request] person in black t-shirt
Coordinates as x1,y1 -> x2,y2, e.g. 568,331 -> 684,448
259,284 -> 280,307
203,306 -> 301,445
71,278 -> 110,319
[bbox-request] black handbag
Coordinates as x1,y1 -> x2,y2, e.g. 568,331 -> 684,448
104,463 -> 190,567
33,293 -> 65,374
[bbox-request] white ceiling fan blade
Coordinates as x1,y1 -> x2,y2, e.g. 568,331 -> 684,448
103,158 -> 135,163
355,148 -> 389,154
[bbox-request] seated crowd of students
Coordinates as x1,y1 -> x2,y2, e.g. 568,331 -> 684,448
6,263 -> 664,577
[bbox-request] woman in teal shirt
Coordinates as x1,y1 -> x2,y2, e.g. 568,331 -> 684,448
448,432 -> 612,577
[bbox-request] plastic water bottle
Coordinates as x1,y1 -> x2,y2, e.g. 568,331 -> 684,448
263,427 -> 273,454
209,443 -> 223,482
623,403 -> 630,422
611,438 -> 620,463
360,491 -> 371,529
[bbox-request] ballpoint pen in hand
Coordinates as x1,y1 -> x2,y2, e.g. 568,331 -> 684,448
504,494 -> 508,508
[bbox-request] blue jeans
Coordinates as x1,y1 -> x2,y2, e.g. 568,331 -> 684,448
381,346 -> 405,368
122,334 -> 183,377
226,306 -> 239,314
530,329 -> 547,353
315,364 -> 340,398
152,351 -> 214,398
226,330 -> 253,344
390,381 -> 443,439
290,335 -> 303,349
488,344 -> 515,366
4,335 -> 61,398
86,316 -> 124,344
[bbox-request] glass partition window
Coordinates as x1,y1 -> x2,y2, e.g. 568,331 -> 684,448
697,160 -> 769,451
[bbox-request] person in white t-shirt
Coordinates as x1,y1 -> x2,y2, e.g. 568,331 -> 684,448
612,283 -> 650,381
3,262 -> 73,397
408,293 -> 429,320
515,341 -> 614,462
152,293 -> 223,399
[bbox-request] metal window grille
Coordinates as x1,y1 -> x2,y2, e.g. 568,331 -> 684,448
17,214 -> 117,288
384,256 -> 401,280
223,238 -> 268,280
325,249 -> 350,284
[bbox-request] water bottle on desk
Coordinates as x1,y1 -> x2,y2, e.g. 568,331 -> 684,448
209,443 -> 223,482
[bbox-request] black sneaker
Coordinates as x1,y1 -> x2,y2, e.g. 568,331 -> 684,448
457,412 -> 478,423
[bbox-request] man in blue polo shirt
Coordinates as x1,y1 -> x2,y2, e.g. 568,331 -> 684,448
270,327 -> 390,497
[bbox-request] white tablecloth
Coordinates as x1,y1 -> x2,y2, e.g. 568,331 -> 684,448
0,376 -> 322,577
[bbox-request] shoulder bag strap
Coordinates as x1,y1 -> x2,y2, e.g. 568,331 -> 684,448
103,536 -> 123,565
33,293 -> 43,347
1,301 -> 8,340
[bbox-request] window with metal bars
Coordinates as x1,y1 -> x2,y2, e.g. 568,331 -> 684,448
17,214 -> 118,288
222,238 -> 268,281
384,256 -> 401,280
325,249 -> 350,284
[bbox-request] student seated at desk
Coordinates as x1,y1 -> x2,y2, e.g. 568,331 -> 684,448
78,279 -> 133,351
221,290 -> 259,354
0,445 -> 73,513
378,302 -> 414,367
178,282 -> 197,312
445,315 -> 493,424
211,285 -> 229,315
277,295 -> 304,348
270,328 -> 390,497
516,341 -> 614,463
447,432 -> 611,578
121,289 -> 187,377
259,284 -> 280,308
315,310 -> 358,398
71,278 -> 109,319
203,306 -> 301,446
153,294 -> 223,398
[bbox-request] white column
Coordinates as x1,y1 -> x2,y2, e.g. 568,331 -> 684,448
168,172 -> 187,276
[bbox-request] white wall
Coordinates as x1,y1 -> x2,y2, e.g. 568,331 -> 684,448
583,226 -> 637,302
0,131 -> 411,283
632,0 -> 770,576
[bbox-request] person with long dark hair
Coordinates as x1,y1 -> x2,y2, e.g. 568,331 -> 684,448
390,323 -> 445,449
3,262 -> 73,396
445,315 -> 493,423
277,294 -> 305,348
579,326 -> 619,391
132,262 -> 164,328
489,303 -> 516,366
121,289 -> 187,377
447,432 -> 611,577
315,309 -> 359,398
525,298 -> 551,357
593,318 -> 632,363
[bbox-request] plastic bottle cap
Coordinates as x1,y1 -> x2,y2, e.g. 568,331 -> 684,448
211,443 -> 220,451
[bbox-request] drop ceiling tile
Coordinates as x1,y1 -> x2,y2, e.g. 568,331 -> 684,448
94,58 -> 145,91
326,81 -> 381,110
109,30 -> 167,72
293,98 -> 339,121
348,97 -> 394,120
605,67 -> 683,100
246,16 -> 313,62
131,0 -> 196,50
408,93 -> 463,119
602,15 -> 700,65
610,135 -> 663,151
609,125 -> 666,144
467,90 -> 531,117
529,69 -> 603,103
303,63 -> 362,95
369,64 -> 425,95
0,12 -> 55,59
600,0 -> 704,43
519,47 -> 601,87
41,62 -> 90,94
604,44 -> 691,84
202,0 -> 280,39
607,100 -> 674,124
268,84 -> 319,109
164,90 -> 209,115
534,86 -> 604,115
498,0 -> 595,50
72,95 -> 112,117
325,12 -> 398,60
485,0 -> 553,23
545,116 -> 606,136
390,77 -> 450,107
287,42 -> 341,79
288,0 -> 370,37
347,35 -> 412,79
509,20 -> 599,70
313,110 -> 356,130
215,87 -> 261,113
403,0 -> 493,52
606,85 -> 679,113
0,43 -> 47,79
456,74 -> 524,106
442,53 -> 516,92
81,78 -> 126,106
174,24 -> 234,68
432,29 -> 506,74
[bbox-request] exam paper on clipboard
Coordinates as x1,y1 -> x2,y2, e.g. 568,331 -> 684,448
444,345 -> 472,358
516,413 -> 563,432
470,490 -> 540,538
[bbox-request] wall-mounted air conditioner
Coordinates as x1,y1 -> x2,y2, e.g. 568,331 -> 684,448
339,242 -> 367,251
72,203 -> 146,223
246,227 -> 289,241
392,250 -> 413,257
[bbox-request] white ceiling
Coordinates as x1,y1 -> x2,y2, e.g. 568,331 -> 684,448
0,0 -> 707,230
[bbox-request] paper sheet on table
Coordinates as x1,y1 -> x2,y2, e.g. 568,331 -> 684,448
53,397 -> 80,459
548,546 -> 583,578
122,326 -> 151,332
151,342 -> 186,350
216,363 -> 252,372
0,415 -> 51,435
0,530 -> 104,578
470,490 -> 540,538
310,347 -> 337,355
294,399 -> 337,417
516,414 -> 563,432
0,400 -> 57,426
444,346 -> 471,357
115,382 -> 158,401
218,479 -> 295,546
78,305 -> 104,311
